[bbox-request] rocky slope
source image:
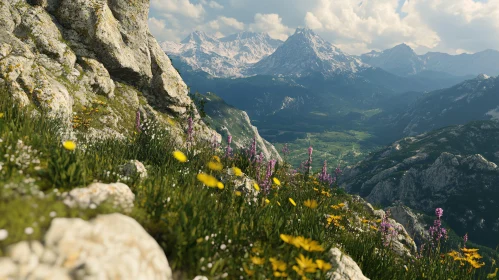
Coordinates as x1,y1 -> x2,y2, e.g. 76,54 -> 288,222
161,31 -> 282,77
340,120 -> 499,248
0,0 -> 216,143
382,74 -> 499,138
197,92 -> 282,160
361,44 -> 499,77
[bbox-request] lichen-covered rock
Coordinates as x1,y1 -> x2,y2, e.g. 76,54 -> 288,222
119,160 -> 148,179
0,214 -> 173,280
350,196 -> 417,257
327,247 -> 369,280
386,204 -> 430,247
63,182 -> 135,212
0,0 -> 218,143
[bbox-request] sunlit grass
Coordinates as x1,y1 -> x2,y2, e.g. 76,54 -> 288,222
0,89 -> 497,279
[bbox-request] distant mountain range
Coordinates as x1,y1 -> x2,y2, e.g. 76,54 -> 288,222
371,74 -> 499,142
360,44 -> 499,77
161,31 -> 282,77
162,28 -> 499,79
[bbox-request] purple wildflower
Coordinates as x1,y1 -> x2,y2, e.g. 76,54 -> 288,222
262,159 -> 276,194
435,208 -> 443,219
211,133 -> 220,150
463,233 -> 468,248
135,110 -> 141,132
306,146 -> 313,174
248,136 -> 257,162
187,117 -> 193,142
428,207 -> 447,246
318,160 -> 334,186
379,210 -> 398,247
335,165 -> 342,176
282,144 -> 290,157
225,135 -> 233,158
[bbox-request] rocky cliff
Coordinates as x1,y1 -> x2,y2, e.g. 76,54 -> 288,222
340,120 -> 499,248
196,92 -> 282,161
0,0 -> 216,142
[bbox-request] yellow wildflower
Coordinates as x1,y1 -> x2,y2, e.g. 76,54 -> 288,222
167,118 -> 176,126
273,177 -> 281,186
212,155 -> 221,162
327,215 -> 342,227
173,150 -> 187,162
217,182 -> 224,189
196,173 -> 219,187
269,257 -> 287,272
290,236 -> 307,248
295,254 -> 317,273
280,234 -> 294,244
253,183 -> 260,191
251,256 -> 265,265
289,198 -> 296,206
304,199 -> 318,209
235,191 -> 242,196
208,161 -> 223,171
313,187 -> 319,192
338,203 -> 345,207
243,264 -> 254,276
232,167 -> 243,176
487,268 -> 498,279
273,271 -> 288,278
316,259 -> 332,272
63,140 -> 76,151
301,239 -> 324,252
0,113 -> 4,118
265,199 -> 270,204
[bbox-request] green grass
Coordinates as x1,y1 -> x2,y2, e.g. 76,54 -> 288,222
0,90 -> 497,280
274,130 -> 380,170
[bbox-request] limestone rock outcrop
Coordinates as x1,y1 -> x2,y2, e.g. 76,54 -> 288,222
327,248 -> 369,280
63,182 -> 135,213
0,0 -> 217,143
0,213 -> 173,280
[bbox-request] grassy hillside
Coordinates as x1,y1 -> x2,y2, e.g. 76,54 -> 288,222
0,89 -> 497,279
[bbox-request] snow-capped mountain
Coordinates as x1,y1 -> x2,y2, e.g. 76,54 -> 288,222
161,31 -> 283,77
360,44 -> 499,77
246,28 -> 366,77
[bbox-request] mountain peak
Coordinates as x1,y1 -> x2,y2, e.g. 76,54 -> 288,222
477,73 -> 490,80
389,43 -> 416,54
181,31 -> 217,44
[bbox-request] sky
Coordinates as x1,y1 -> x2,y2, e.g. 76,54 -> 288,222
148,0 -> 499,55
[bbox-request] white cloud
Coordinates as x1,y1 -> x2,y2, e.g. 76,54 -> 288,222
208,1 -> 224,9
304,0 -> 440,54
304,0 -> 499,54
401,0 -> 499,53
195,16 -> 245,37
148,0 -> 499,54
151,0 -> 205,19
249,13 -> 294,41
148,16 -> 183,42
